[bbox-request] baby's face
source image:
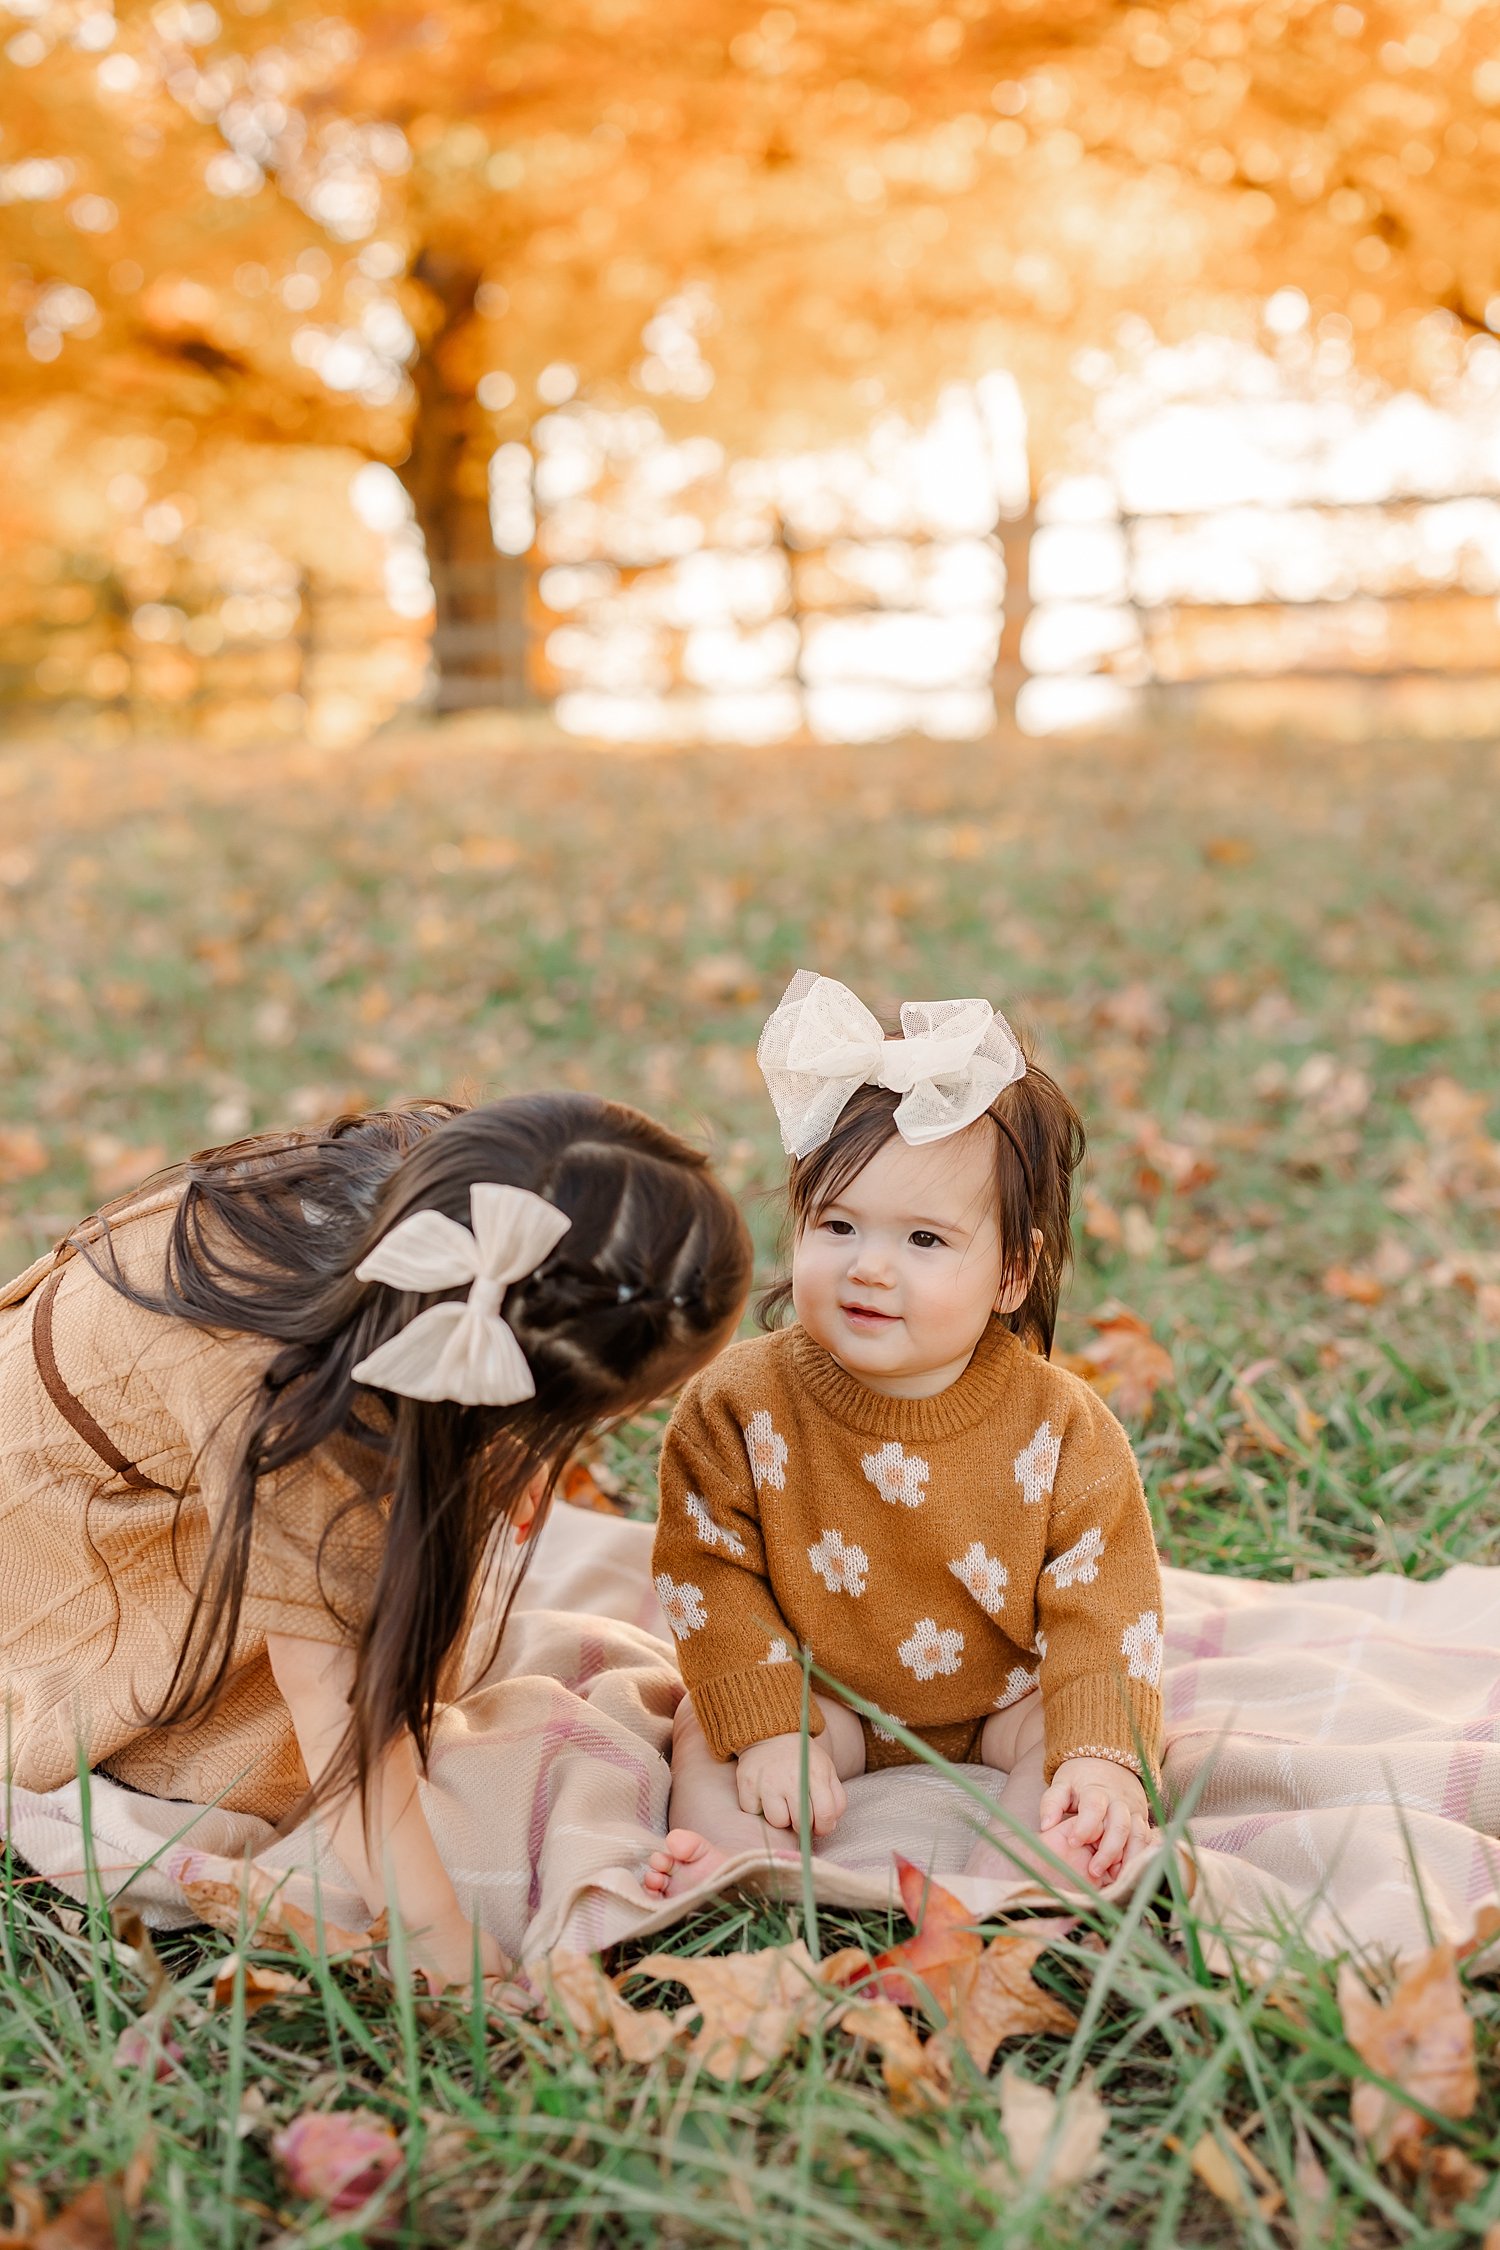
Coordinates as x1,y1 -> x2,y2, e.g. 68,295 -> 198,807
791,1119 -> 1021,1399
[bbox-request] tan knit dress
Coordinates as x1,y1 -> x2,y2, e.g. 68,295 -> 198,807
0,1190 -> 384,1820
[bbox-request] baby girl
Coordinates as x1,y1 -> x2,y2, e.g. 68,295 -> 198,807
646,971 -> 1163,1896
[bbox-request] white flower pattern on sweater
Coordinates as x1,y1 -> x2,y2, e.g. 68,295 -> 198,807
1046,1526 -> 1105,1589
684,1492 -> 747,1559
655,1573 -> 707,1638
861,1439 -> 930,1508
948,1541 -> 1007,1614
1013,1419 -> 1061,1506
898,1617 -> 964,1680
994,1664 -> 1038,1710
1122,1609 -> 1164,1686
763,1636 -> 789,1665
808,1528 -> 869,1596
744,1409 -> 789,1491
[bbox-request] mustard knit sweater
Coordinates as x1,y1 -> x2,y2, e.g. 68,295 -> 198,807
652,1318 -> 1164,1785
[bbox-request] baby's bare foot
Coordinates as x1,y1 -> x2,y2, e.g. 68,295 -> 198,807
643,1828 -> 734,1899
964,1825 -> 1096,1890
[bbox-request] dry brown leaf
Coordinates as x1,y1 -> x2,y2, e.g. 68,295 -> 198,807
543,1950 -> 679,2064
273,2109 -> 403,2216
1323,1264 -> 1384,1306
211,1955 -> 313,2015
686,952 -> 761,1006
947,1935 -> 1077,2071
82,1136 -> 167,1199
1081,1187 -> 1123,1249
1292,2120 -> 1331,2216
636,1940 -> 846,2081
1058,1309 -> 1174,1421
557,1457 -> 626,1513
1202,836 -> 1256,866
997,2065 -> 1107,2191
836,1999 -> 951,2113
1230,1366 -> 1294,1458
175,1853 -> 367,1956
0,1128 -> 48,1183
1091,983 -> 1169,1043
112,2019 -> 184,2078
866,1856 -> 983,2011
1338,1946 -> 1478,2169
0,2138 -> 153,2250
1457,1904 -> 1500,1967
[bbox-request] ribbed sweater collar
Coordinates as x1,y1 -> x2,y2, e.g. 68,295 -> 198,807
785,1316 -> 1030,1441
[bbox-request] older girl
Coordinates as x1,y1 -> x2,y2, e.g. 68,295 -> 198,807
0,1093 -> 751,1985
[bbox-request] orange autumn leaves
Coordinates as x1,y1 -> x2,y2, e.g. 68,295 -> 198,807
547,1856 -> 1082,2116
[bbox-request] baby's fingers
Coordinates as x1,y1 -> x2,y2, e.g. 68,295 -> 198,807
1067,1787 -> 1111,1848
1088,1798 -> 1132,1880
1037,1781 -> 1076,1833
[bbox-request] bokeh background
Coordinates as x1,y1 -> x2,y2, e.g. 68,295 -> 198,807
2,0 -> 1498,1581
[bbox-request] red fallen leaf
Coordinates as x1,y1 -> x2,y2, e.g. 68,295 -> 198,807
211,1955 -> 313,2015
866,1858 -> 984,2011
558,1458 -> 626,1514
1057,1310 -> 1174,1422
947,1934 -> 1078,2069
273,2110 -> 403,2216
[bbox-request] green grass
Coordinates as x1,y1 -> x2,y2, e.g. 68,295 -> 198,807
0,718 -> 1498,2244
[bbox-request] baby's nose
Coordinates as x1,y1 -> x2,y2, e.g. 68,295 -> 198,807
847,1242 -> 894,1284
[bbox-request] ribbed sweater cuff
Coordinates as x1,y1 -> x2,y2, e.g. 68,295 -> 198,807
1043,1675 -> 1161,1787
689,1662 -> 826,1761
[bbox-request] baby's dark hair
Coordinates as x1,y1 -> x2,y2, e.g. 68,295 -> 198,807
759,1046 -> 1085,1354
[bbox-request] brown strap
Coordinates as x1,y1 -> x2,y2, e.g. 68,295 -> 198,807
32,1267 -> 162,1492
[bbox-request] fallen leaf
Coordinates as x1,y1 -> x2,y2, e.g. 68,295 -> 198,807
997,2065 -> 1107,2190
557,1458 -> 626,1513
1058,1310 -> 1174,1421
174,1853 -> 367,1957
273,2110 -> 403,2216
1091,983 -> 1169,1043
835,1999 -> 951,2113
1338,1946 -> 1478,2170
1457,1903 -> 1500,1966
686,952 -> 761,1006
0,1128 -> 48,1183
83,1136 -> 167,1199
113,2019 -> 184,2078
866,1856 -> 983,2011
1293,1055 -> 1371,1126
636,1940 -> 848,2081
947,1935 -> 1077,2070
544,1950 -> 679,2064
1292,2120 -> 1331,2216
1081,1187 -> 1122,1250
1121,1206 -> 1159,1260
0,2139 -> 154,2250
1323,1265 -> 1384,1306
212,1955 -> 313,2015
1231,1370 -> 1294,1458
1185,2130 -> 1251,2213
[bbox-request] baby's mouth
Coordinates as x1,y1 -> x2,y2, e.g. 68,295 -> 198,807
841,1301 -> 899,1325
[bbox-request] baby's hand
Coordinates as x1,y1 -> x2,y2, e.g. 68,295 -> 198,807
1038,1757 -> 1152,1886
735,1732 -> 847,1836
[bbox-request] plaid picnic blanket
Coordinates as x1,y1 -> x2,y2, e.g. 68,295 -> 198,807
7,1508 -> 1498,1971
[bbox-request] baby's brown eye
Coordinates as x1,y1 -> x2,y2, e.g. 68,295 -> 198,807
910,1230 -> 944,1249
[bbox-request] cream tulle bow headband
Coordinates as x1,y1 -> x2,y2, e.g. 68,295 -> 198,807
351,1182 -> 571,1406
757,970 -> 1027,1159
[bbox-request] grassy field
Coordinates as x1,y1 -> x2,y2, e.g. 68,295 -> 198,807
0,719 -> 1498,2245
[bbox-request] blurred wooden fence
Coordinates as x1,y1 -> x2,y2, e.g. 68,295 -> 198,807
7,486 -> 1500,733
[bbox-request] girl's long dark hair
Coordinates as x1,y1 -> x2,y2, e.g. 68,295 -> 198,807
83,1094 -> 752,1807
758,1049 -> 1085,1354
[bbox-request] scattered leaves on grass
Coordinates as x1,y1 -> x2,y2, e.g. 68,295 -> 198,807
273,2110 -> 402,2217
636,1940 -> 851,2081
992,2066 -> 1107,2192
1175,2122 -> 1282,2219
1058,1309 -> 1174,1420
1337,1945 -> 1478,2174
211,1955 -> 313,2015
544,1950 -> 679,2064
174,1852 -> 367,1958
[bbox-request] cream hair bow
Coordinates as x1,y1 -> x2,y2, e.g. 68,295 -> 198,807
757,970 -> 1026,1158
351,1183 -> 571,1406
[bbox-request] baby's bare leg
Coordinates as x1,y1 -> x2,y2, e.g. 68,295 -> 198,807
962,1694 -> 1095,1885
644,1693 -> 866,1899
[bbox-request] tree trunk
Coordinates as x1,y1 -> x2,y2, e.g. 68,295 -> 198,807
396,249 -> 534,712
993,488 -> 1035,725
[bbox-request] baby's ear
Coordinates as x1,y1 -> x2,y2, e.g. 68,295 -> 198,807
994,1229 -> 1045,1316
